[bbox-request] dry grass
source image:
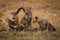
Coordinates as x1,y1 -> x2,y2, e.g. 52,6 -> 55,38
0,0 -> 60,40
0,0 -> 60,27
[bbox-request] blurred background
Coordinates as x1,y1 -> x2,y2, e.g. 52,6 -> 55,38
0,0 -> 60,40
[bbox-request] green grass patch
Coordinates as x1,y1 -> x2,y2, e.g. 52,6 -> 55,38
0,30 -> 60,40
48,31 -> 60,38
11,31 -> 36,37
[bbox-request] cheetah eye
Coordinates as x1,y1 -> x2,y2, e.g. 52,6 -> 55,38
13,17 -> 15,20
35,16 -> 38,20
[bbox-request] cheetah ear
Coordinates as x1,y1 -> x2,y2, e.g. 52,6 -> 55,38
29,6 -> 33,9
